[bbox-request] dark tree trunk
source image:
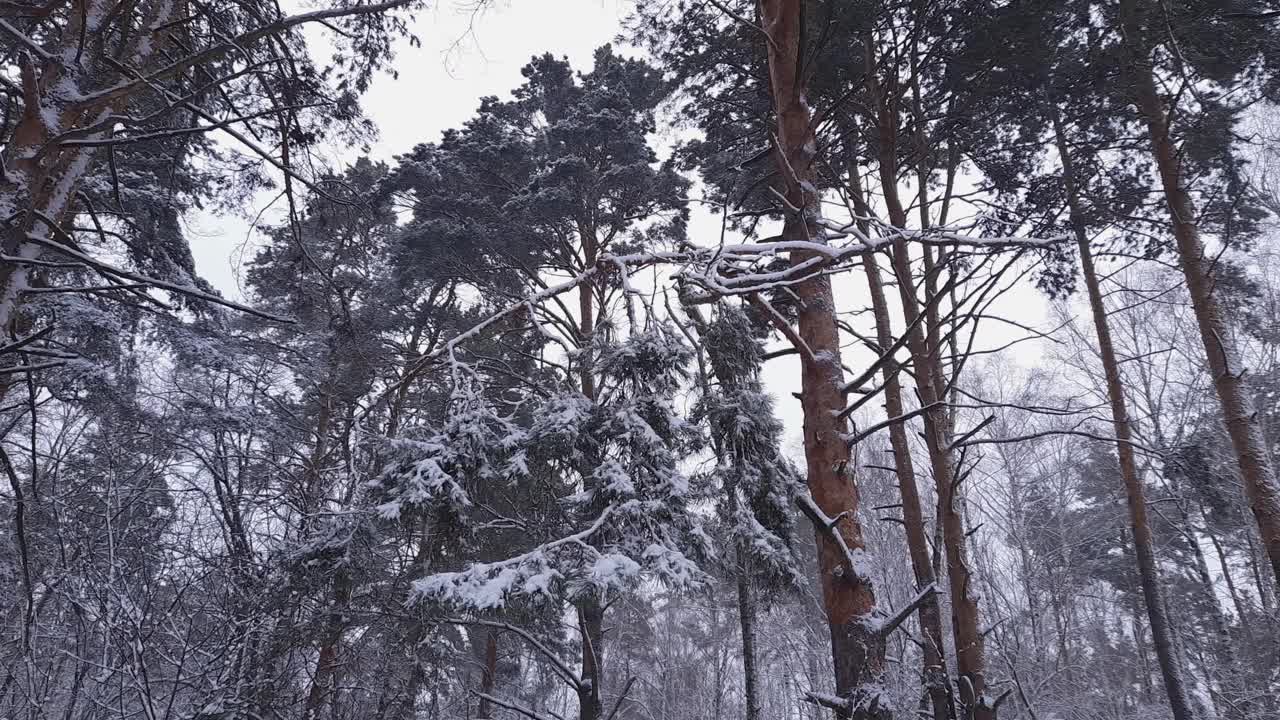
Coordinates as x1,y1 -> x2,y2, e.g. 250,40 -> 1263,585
475,628 -> 499,718
303,568 -> 353,720
577,602 -> 606,720
737,546 -> 762,720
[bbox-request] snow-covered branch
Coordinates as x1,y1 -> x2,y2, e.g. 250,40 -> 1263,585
795,492 -> 873,587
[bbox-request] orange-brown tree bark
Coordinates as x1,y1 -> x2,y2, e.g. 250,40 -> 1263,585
1046,93 -> 1198,720
863,39 -> 992,719
850,166 -> 953,720
575,221 -> 606,720
0,0 -> 183,333
758,1 -> 888,714
1118,0 -> 1280,589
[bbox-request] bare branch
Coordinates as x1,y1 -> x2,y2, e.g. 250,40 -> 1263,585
877,583 -> 938,638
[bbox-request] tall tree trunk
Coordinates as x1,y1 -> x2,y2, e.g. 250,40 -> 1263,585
1119,0 -> 1280,589
300,389 -> 349,720
850,164 -> 953,720
758,1 -> 887,714
574,221 -> 607,720
1046,94 -> 1199,720
865,40 -> 990,718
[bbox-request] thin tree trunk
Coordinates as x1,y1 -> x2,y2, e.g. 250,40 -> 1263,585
680,300 -> 767,720
1046,93 -> 1199,720
758,1 -> 887,714
577,603 -> 605,720
1048,586 -> 1070,674
1174,503 -> 1241,706
303,568 -> 353,720
398,622 -> 427,720
865,39 -> 990,718
1119,0 -> 1280,589
1202,511 -> 1248,625
850,164 -> 953,720
476,628 -> 499,719
737,545 -> 762,720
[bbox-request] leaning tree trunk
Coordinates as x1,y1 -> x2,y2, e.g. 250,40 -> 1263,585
1046,94 -> 1199,720
1119,0 -> 1280,590
758,1 -> 888,714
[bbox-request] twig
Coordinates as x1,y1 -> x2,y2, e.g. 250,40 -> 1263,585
472,692 -> 557,720
704,0 -> 780,51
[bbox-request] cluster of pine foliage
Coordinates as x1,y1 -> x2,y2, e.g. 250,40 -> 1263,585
2,2 -> 1280,720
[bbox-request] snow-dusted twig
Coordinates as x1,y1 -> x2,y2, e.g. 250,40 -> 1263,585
412,505 -> 616,608
802,687 -> 891,718
947,415 -> 997,451
0,326 -> 52,357
0,361 -> 65,376
0,25 -> 54,62
366,222 -> 1063,423
80,1 -> 421,108
802,690 -> 853,714
843,401 -> 946,447
746,292 -> 814,362
603,677 -> 637,720
704,0 -> 780,51
472,692 -> 558,720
